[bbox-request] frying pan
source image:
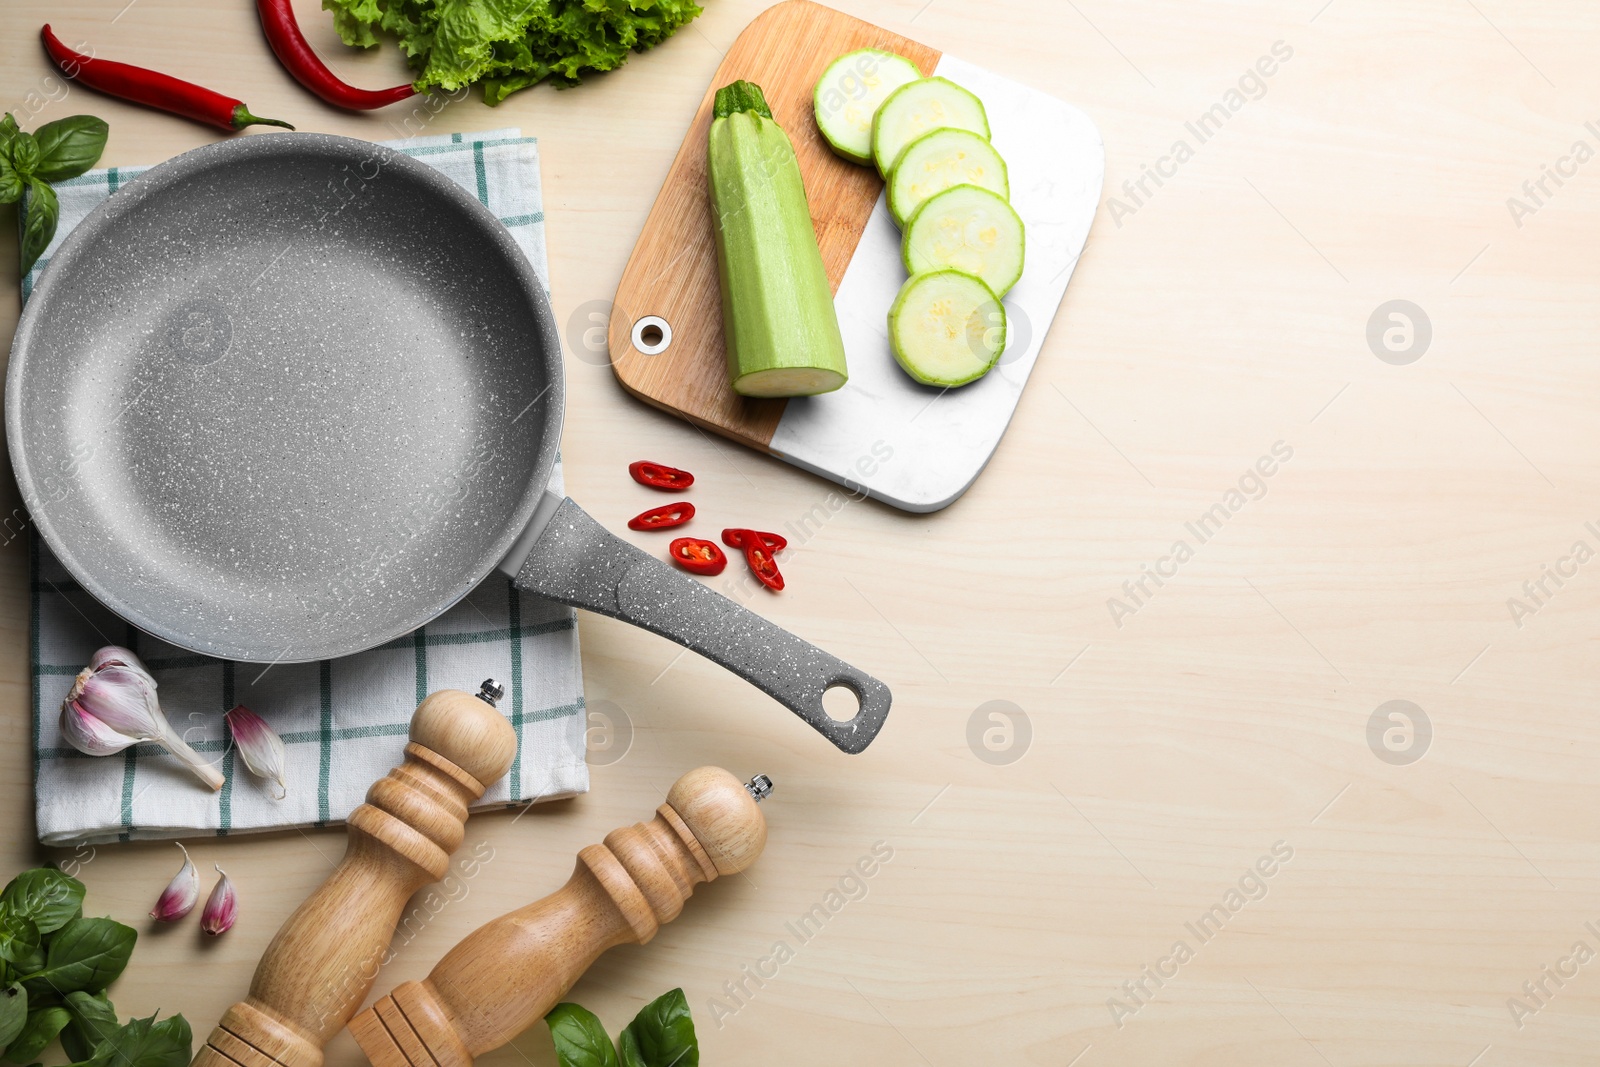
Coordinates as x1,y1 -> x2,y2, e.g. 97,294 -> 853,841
5,134 -> 889,754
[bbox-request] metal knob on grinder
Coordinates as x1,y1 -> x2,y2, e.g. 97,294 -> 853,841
350,767 -> 772,1066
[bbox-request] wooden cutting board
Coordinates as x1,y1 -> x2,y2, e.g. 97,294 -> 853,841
608,0 -> 1103,512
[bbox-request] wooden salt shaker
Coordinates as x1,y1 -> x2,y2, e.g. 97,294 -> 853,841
191,681 -> 518,1067
349,766 -> 772,1066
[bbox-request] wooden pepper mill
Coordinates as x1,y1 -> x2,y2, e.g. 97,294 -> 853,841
191,681 -> 519,1067
349,765 -> 772,1066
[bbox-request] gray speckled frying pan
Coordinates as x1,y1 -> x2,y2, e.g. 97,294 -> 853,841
5,133 -> 889,753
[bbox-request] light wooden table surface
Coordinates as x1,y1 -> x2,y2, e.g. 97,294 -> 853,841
4,0 -> 1599,1063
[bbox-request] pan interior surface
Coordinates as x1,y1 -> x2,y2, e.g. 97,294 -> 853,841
7,136 -> 559,662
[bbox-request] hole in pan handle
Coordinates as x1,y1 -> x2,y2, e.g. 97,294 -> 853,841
510,495 -> 892,753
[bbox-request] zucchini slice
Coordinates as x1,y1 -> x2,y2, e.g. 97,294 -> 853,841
871,76 -> 989,178
887,128 -> 1008,227
888,269 -> 1007,388
902,184 -> 1026,297
813,49 -> 923,166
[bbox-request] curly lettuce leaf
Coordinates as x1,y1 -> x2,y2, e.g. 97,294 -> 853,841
326,0 -> 385,47
321,0 -> 704,103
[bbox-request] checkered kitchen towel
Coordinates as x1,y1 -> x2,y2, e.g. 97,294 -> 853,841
23,129 -> 588,845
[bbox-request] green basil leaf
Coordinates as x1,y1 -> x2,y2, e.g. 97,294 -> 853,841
617,1031 -> 647,1067
546,1002 -> 621,1067
11,945 -> 42,981
1,870 -> 86,935
4,1005 -> 69,1061
22,917 -> 134,996
140,1013 -> 193,1066
0,983 -> 27,1048
619,989 -> 697,1067
60,1027 -> 91,1061
0,912 -> 40,968
31,116 -> 108,183
0,155 -> 20,205
8,133 -> 39,178
0,114 -> 18,152
80,1012 -> 191,1067
61,991 -> 118,1061
18,181 -> 58,277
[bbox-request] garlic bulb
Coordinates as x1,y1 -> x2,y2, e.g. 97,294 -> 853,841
60,646 -> 223,791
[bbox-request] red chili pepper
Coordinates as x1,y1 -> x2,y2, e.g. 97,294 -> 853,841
721,528 -> 788,552
629,461 -> 695,491
722,528 -> 785,591
41,25 -> 294,132
256,0 -> 416,110
628,501 -> 695,531
669,537 -> 727,576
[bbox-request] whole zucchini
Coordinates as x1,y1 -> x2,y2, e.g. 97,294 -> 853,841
707,80 -> 849,397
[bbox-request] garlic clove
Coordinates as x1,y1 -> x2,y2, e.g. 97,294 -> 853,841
88,645 -> 151,677
225,705 -> 287,799
68,664 -> 163,739
60,698 -> 137,756
150,842 -> 199,922
201,864 -> 237,936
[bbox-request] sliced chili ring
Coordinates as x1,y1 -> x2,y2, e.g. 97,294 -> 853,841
721,528 -> 788,552
723,528 -> 785,591
669,537 -> 727,576
629,460 -> 695,491
628,501 -> 695,531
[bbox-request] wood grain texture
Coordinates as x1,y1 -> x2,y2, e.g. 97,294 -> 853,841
4,1 -> 1600,1065
607,0 -> 939,449
351,768 -> 766,1065
191,691 -> 517,1067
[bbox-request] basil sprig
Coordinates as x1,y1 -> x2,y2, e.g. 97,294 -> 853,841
546,988 -> 699,1067
0,865 -> 192,1066
0,113 -> 109,275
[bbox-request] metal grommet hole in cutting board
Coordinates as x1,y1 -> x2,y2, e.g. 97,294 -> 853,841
632,315 -> 671,355
822,682 -> 862,723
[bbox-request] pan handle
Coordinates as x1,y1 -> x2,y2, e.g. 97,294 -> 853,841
512,496 -> 891,754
